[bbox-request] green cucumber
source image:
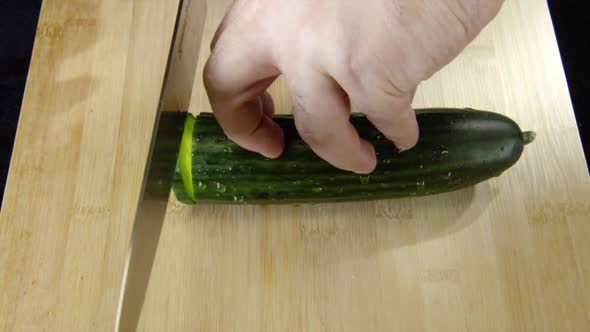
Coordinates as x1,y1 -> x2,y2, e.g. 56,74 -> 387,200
171,108 -> 535,205
178,114 -> 197,203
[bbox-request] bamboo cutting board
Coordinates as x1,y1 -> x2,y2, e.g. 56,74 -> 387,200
1,0 -> 589,331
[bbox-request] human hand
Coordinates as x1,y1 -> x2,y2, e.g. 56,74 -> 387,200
204,0 -> 505,174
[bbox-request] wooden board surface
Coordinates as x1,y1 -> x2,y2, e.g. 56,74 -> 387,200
0,0 -> 183,330
2,0 -> 589,331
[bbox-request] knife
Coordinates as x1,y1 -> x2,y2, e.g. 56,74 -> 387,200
115,0 -> 205,331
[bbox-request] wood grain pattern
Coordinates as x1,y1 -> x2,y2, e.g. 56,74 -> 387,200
2,0 -> 589,331
0,0 -> 182,330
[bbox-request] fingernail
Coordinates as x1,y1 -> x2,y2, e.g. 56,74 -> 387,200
355,141 -> 377,174
396,144 -> 411,152
259,121 -> 285,159
395,141 -> 417,152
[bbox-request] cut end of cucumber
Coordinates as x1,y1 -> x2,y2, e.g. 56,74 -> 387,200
521,131 -> 536,145
179,114 -> 197,202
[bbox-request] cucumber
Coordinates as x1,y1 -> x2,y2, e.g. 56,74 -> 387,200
171,108 -> 535,205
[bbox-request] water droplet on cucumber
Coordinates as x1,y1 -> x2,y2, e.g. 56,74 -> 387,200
360,176 -> 370,184
215,182 -> 227,193
417,181 -> 425,191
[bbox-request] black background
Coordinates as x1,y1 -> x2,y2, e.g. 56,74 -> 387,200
1,1 -> 588,205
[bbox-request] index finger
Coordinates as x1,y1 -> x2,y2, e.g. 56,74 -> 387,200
203,35 -> 284,158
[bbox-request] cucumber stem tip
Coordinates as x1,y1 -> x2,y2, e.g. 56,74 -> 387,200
521,131 -> 536,145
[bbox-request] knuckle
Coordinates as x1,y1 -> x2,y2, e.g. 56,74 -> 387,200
343,51 -> 365,88
203,59 -> 219,89
368,104 -> 415,130
345,53 -> 415,110
294,114 -> 331,147
203,56 -> 231,96
300,129 -> 331,147
345,51 -> 391,92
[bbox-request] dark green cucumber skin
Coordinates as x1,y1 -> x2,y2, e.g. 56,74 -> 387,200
172,109 -> 531,205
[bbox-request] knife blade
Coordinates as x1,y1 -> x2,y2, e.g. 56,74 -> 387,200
115,0 -> 205,330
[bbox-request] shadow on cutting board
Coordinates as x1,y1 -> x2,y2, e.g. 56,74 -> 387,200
177,182 -> 498,257
373,184 -> 499,249
157,183 -> 499,294
32,1 -> 99,108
